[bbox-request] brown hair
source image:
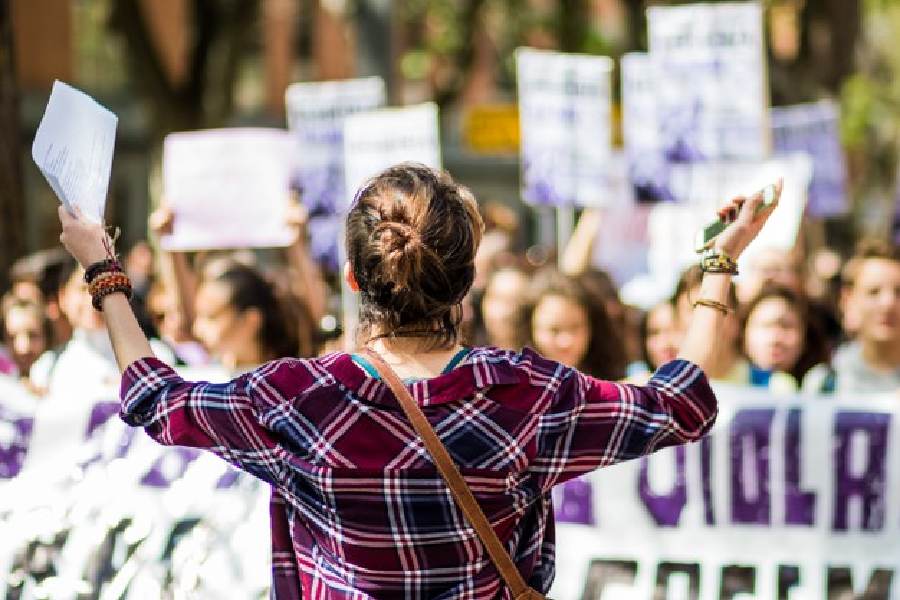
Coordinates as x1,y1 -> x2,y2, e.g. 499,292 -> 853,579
213,263 -> 317,360
522,268 -> 628,380
841,238 -> 900,289
346,163 -> 484,349
740,284 -> 830,382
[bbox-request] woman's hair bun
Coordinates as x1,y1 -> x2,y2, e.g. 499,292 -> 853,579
346,162 -> 484,347
374,221 -> 423,293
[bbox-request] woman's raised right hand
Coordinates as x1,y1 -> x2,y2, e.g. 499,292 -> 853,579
711,178 -> 782,260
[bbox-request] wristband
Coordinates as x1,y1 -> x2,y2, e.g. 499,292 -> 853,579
692,298 -> 730,316
89,272 -> 132,311
84,258 -> 122,284
700,249 -> 738,275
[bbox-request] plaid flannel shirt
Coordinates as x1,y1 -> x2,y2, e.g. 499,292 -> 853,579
120,347 -> 717,599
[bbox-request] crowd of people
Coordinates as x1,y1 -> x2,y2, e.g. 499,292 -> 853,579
2,188 -> 899,398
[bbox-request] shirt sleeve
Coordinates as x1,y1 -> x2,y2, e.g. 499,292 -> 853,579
530,359 -> 718,492
119,357 -> 284,485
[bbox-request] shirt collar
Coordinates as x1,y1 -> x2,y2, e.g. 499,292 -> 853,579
324,347 -> 525,407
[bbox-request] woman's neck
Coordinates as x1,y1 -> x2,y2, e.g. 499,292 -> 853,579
364,336 -> 463,380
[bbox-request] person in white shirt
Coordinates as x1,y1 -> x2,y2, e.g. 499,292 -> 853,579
833,239 -> 900,394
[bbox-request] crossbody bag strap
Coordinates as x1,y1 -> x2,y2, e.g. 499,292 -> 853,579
362,350 -> 542,600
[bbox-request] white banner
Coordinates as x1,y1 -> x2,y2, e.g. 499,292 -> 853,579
6,376 -> 897,598
647,2 -> 770,163
161,128 -> 296,251
342,102 -> 442,203
550,386 -> 900,599
0,370 -> 268,600
516,48 -> 614,207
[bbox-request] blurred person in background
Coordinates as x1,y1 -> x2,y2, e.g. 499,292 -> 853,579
833,239 -> 900,393
673,265 -> 748,383
579,268 -> 642,365
29,270 -> 175,396
9,249 -> 76,348
524,268 -> 628,380
737,246 -> 805,303
741,285 -> 831,393
192,262 -> 316,374
630,300 -> 683,380
122,240 -> 159,339
145,281 -> 209,366
479,263 -> 531,350
149,193 -> 327,365
1,295 -> 52,382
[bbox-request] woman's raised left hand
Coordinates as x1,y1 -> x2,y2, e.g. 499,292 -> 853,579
58,206 -> 113,267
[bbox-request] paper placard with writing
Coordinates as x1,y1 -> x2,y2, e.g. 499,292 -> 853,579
516,48 -> 614,207
161,128 -> 296,251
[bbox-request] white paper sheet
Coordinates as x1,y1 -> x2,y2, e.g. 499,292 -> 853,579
31,80 -> 118,224
516,48 -> 614,207
343,103 -> 441,204
161,128 -> 296,251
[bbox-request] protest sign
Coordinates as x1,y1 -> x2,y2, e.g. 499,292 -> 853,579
161,128 -> 296,251
516,48 -> 614,207
647,2 -> 769,162
342,102 -> 442,203
620,53 -> 673,203
31,80 -> 118,224
549,388 -> 900,599
285,77 -> 386,271
285,77 -> 386,215
771,100 -> 848,217
589,153 -> 653,287
667,153 -> 813,273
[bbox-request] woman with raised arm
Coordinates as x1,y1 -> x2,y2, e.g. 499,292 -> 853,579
57,163 -> 778,599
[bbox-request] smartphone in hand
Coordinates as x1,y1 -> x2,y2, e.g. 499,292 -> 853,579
694,183 -> 780,253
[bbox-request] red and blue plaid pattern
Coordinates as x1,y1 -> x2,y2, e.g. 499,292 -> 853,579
120,347 -> 717,598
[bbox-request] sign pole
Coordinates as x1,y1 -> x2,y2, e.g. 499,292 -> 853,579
556,205 -> 575,269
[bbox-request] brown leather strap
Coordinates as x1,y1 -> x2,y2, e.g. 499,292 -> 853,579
362,350 -> 543,599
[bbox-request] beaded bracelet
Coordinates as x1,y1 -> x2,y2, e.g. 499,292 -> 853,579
89,273 -> 132,311
92,283 -> 133,311
700,249 -> 738,275
692,298 -> 730,316
88,272 -> 130,297
84,258 -> 122,284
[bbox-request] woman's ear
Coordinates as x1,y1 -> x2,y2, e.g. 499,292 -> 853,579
344,262 -> 360,292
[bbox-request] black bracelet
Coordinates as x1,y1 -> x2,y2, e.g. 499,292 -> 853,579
84,258 -> 121,284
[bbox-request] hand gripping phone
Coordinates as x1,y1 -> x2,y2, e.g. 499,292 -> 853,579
694,183 -> 780,253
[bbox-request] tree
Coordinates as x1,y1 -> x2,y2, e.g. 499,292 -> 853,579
0,0 -> 26,290
108,0 -> 261,142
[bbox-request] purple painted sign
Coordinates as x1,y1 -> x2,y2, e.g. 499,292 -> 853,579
771,100 -> 848,217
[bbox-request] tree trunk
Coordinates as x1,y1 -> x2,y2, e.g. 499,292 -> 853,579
0,0 -> 26,290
